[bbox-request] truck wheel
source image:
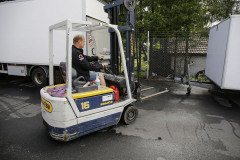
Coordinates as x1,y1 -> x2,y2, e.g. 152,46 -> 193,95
122,105 -> 138,125
31,68 -> 47,87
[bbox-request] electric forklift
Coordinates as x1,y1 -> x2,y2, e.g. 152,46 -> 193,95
40,19 -> 139,141
41,0 -> 167,141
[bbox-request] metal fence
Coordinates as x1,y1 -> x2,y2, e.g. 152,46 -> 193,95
135,32 -> 208,80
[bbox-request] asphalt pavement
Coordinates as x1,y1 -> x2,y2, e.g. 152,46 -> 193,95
0,74 -> 240,160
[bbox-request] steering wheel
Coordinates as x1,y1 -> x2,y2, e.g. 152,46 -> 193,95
98,58 -> 104,64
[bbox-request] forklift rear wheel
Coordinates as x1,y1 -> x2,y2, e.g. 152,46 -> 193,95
123,105 -> 138,125
31,68 -> 47,87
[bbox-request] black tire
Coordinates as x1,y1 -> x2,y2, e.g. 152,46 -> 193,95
122,105 -> 138,125
31,68 -> 47,87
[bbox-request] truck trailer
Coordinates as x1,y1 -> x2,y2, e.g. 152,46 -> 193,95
183,15 -> 240,98
0,0 -> 109,87
205,15 -> 240,90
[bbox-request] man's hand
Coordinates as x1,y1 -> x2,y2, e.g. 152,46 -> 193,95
98,55 -> 104,59
102,63 -> 108,67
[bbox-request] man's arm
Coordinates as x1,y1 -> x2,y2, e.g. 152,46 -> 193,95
89,63 -> 103,71
73,54 -> 104,71
85,55 -> 98,62
85,55 -> 104,62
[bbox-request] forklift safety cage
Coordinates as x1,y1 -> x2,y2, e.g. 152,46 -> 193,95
48,19 -> 132,118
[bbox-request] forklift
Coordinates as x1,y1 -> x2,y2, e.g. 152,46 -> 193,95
41,0 -> 167,141
40,19 -> 139,141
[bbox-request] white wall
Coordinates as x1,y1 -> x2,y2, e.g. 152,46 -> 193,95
86,0 -> 108,23
206,15 -> 240,90
205,18 -> 230,87
222,15 -> 240,90
171,56 -> 206,77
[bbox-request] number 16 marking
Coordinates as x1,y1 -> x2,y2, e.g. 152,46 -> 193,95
81,101 -> 90,110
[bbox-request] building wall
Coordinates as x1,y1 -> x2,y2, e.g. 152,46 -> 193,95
171,56 -> 206,77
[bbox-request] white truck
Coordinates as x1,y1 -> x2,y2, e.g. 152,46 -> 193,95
0,0 -> 109,87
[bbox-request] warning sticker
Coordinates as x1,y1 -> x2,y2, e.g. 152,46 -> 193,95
102,95 -> 113,102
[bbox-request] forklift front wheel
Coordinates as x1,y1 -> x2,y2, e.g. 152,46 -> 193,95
122,105 -> 138,125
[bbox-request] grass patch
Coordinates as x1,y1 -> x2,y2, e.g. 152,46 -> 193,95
190,73 -> 210,82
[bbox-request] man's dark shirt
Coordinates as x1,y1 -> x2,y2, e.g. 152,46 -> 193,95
72,45 -> 102,81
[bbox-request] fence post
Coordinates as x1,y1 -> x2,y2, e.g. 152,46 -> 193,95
147,31 -> 150,79
174,37 -> 178,75
184,39 -> 189,76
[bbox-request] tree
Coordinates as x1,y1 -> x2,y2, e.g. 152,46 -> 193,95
135,0 -> 240,36
135,0 -> 209,77
136,0 -> 210,36
205,0 -> 240,23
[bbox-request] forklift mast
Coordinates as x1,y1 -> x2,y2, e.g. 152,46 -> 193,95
104,0 -> 136,92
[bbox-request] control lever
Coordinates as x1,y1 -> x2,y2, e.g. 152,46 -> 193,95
104,65 -> 113,75
73,76 -> 86,88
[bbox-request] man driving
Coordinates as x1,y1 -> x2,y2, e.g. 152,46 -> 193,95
72,34 -> 108,86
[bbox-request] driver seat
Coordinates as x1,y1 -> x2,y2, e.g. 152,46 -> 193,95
59,62 -> 86,90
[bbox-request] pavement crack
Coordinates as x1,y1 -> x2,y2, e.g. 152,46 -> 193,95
228,121 -> 240,139
202,122 -> 211,140
0,98 -> 25,119
195,122 -> 200,141
166,121 -> 173,139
